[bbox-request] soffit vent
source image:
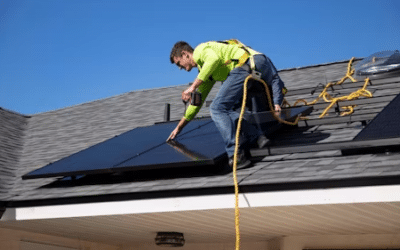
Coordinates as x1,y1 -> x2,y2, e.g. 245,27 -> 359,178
155,232 -> 185,247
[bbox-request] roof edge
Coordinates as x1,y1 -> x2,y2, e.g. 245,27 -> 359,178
3,184 -> 400,221
6,175 -> 400,208
0,107 -> 31,118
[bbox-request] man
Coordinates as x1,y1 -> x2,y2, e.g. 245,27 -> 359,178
167,40 -> 285,169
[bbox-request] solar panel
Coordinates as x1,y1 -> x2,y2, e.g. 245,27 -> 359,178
22,118 -> 226,179
353,93 -> 400,141
112,120 -> 227,171
23,106 -> 313,180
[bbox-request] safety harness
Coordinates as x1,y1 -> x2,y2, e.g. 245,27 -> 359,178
218,39 -> 288,95
218,39 -> 262,79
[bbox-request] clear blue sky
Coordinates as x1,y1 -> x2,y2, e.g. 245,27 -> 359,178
1,0 -> 399,115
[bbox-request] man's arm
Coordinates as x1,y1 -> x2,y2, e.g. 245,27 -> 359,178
167,77 -> 216,141
182,78 -> 203,102
182,47 -> 219,102
168,47 -> 219,141
166,117 -> 189,141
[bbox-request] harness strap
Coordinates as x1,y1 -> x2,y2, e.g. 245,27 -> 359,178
218,39 -> 256,70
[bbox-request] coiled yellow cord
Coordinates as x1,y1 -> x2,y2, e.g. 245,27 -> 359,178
289,57 -> 373,118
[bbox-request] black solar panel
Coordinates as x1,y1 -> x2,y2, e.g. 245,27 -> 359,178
23,118 -> 226,179
113,120 -> 226,171
354,93 -> 400,141
23,106 -> 313,180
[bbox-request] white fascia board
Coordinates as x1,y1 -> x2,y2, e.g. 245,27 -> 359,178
3,194 -> 245,221
245,184 -> 400,207
3,184 -> 400,221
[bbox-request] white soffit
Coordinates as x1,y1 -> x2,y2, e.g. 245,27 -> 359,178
3,184 -> 400,221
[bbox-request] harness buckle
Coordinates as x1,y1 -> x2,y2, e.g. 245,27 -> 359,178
252,70 -> 262,80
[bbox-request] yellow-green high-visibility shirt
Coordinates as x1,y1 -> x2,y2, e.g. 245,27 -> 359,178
183,41 -> 260,121
193,41 -> 260,82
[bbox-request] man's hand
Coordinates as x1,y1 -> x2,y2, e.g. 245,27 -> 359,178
182,86 -> 195,103
182,78 -> 203,103
274,104 -> 281,113
166,117 -> 190,142
167,127 -> 181,141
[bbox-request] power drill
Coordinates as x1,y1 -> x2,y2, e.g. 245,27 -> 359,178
182,91 -> 202,106
190,91 -> 202,106
182,91 -> 202,115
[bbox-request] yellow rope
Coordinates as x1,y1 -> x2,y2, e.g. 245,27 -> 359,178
288,57 -> 373,118
233,90 -> 245,250
318,77 -> 372,117
233,57 -> 373,249
233,74 -> 300,250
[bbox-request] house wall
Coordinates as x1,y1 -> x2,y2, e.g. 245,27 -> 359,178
0,227 -> 119,250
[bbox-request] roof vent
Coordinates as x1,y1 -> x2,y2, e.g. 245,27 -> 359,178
355,50 -> 400,79
164,103 -> 170,122
155,232 -> 185,247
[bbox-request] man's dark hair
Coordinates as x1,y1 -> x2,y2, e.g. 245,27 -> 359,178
170,41 -> 194,64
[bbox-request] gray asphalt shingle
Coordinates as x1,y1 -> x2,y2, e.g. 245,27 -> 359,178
1,58 -> 400,205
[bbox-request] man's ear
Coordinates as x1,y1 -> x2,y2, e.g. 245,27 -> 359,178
181,50 -> 188,57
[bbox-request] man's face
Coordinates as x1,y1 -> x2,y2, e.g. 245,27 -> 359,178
173,51 -> 194,72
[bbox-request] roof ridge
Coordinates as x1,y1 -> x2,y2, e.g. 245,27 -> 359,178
29,83 -> 190,116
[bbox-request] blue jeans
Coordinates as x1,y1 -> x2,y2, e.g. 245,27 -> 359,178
210,54 -> 284,157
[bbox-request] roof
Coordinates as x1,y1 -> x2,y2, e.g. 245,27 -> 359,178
1,58 -> 400,207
